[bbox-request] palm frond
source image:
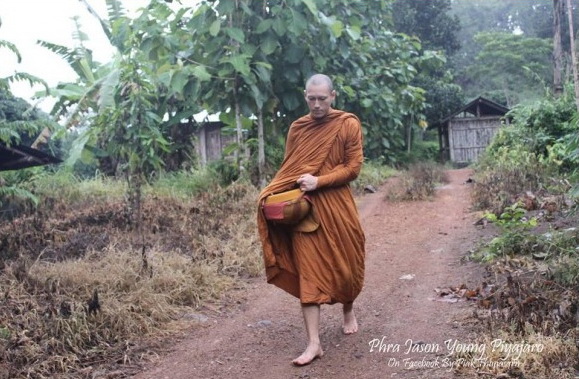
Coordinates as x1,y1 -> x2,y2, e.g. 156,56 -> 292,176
0,116 -> 58,143
105,0 -> 127,21
78,0 -> 113,43
0,40 -> 21,63
71,16 -> 90,44
0,124 -> 21,145
6,72 -> 50,94
37,40 -> 95,82
36,40 -> 75,63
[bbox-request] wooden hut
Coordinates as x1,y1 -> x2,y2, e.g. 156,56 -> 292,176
433,96 -> 509,164
196,121 -> 235,166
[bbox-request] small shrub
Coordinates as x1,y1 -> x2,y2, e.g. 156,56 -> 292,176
208,159 -> 240,186
472,148 -> 553,215
399,139 -> 440,164
386,162 -> 447,201
484,202 -> 538,231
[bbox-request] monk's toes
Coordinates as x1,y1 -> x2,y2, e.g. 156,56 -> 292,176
342,322 -> 358,335
292,350 -> 323,366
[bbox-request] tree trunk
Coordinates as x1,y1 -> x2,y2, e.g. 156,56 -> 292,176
233,83 -> 244,174
566,0 -> 579,112
257,109 -> 266,188
234,100 -> 242,166
554,0 -> 564,96
406,114 -> 414,153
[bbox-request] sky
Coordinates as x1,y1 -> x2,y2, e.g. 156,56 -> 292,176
0,0 -> 150,112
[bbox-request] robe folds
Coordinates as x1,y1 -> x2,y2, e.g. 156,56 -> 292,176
257,109 -> 366,304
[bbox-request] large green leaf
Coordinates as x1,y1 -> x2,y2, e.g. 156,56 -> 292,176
191,65 -> 212,81
346,25 -> 361,40
289,10 -> 308,35
98,69 -> 120,110
209,20 -> 221,36
361,98 -> 373,108
226,27 -> 245,43
226,55 -> 251,76
272,18 -> 286,37
260,35 -> 278,55
66,127 -> 96,166
285,45 -> 305,64
301,0 -> 318,16
255,19 -> 273,34
170,70 -> 188,94
282,91 -> 301,111
330,20 -> 344,38
46,83 -> 85,99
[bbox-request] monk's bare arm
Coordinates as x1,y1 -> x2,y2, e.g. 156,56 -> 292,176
316,118 -> 363,188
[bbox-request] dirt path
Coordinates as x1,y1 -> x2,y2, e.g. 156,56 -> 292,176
132,168 -> 489,379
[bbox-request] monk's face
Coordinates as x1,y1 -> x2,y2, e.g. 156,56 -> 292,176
304,83 -> 336,120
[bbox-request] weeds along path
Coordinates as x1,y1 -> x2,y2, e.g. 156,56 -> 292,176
132,168 -> 489,379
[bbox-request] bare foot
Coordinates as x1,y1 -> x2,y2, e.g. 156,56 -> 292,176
342,307 -> 358,335
292,343 -> 324,366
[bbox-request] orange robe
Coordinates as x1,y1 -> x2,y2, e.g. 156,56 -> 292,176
257,109 -> 365,304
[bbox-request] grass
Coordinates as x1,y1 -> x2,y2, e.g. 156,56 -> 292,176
0,174 -> 262,378
351,160 -> 397,195
451,331 -> 577,378
2,247 -> 231,377
145,167 -> 221,199
30,169 -> 127,203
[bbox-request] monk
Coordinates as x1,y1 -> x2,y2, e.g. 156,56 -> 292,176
257,74 -> 366,366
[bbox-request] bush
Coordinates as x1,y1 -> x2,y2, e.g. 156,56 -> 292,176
473,146 -> 554,214
398,139 -> 441,165
386,162 -> 447,201
208,159 -> 240,186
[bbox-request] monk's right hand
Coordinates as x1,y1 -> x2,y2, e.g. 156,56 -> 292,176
297,174 -> 318,192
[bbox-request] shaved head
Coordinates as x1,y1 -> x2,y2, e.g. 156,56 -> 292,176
305,74 -> 334,92
304,74 -> 336,119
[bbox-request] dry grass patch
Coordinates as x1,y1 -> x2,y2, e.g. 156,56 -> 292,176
450,331 -> 577,378
0,181 -> 262,378
385,162 -> 448,201
1,247 -> 229,378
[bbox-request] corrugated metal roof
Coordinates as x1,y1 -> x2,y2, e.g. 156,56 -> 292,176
0,143 -> 62,171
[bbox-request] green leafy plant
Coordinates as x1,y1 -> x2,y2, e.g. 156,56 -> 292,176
475,202 -> 538,262
483,201 -> 538,230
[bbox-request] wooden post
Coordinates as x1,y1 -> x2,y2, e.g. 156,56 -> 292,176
257,109 -> 266,188
566,0 -> 579,112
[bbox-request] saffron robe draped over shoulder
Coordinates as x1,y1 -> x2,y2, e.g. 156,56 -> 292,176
257,109 -> 366,304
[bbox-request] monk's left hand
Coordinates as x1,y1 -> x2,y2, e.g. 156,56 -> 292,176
297,174 -> 318,192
